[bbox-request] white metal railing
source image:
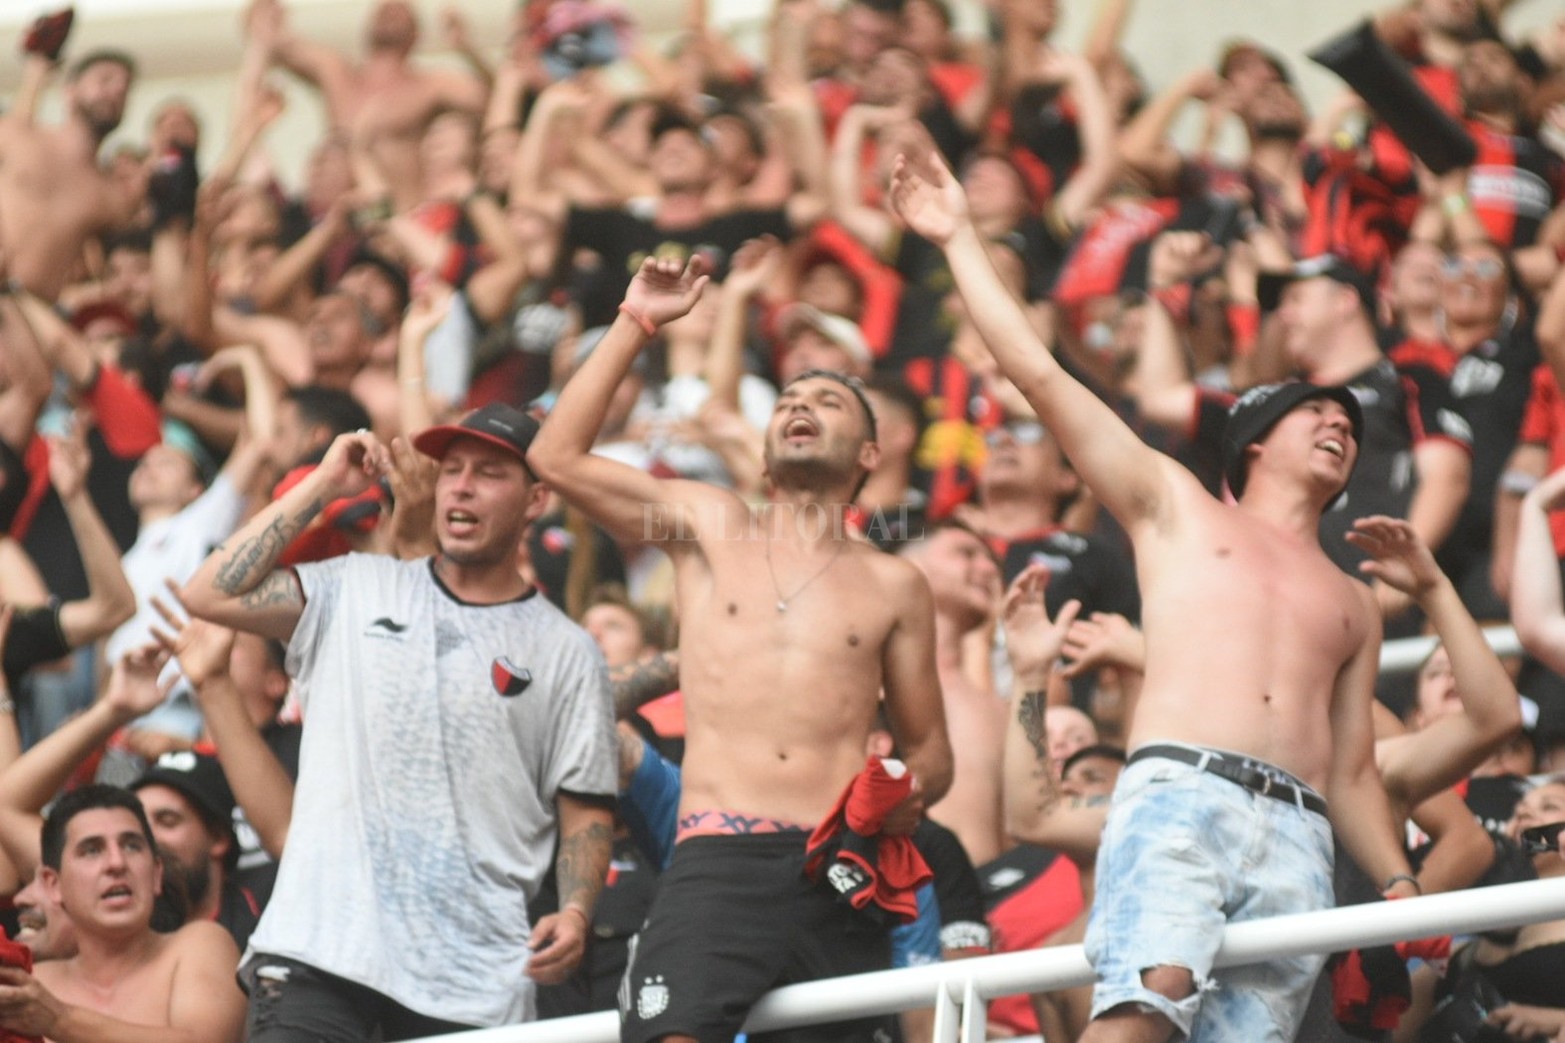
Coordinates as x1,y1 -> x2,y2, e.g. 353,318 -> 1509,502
408,877 -> 1565,1043
1380,624 -> 1518,674
401,623 -> 1542,1042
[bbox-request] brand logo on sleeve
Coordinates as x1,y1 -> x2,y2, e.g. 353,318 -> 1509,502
491,656 -> 533,697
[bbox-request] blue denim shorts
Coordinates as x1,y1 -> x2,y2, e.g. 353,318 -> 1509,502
1084,750 -> 1335,1041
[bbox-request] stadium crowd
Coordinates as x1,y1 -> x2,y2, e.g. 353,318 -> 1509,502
0,0 -> 1563,1039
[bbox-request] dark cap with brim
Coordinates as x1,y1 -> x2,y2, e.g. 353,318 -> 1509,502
1222,381 -> 1364,501
412,403 -> 541,468
1257,254 -> 1376,317
132,750 -> 236,834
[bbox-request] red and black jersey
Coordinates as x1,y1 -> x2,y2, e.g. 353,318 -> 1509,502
1464,123 -> 1565,248
1516,362 -> 1565,554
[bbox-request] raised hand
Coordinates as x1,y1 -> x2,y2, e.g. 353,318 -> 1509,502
402,283 -> 455,344
887,151 -> 969,247
149,581 -> 237,689
1149,231 -> 1225,290
103,644 -> 174,719
317,430 -> 391,500
386,436 -> 437,559
622,255 -> 711,329
1001,564 -> 1082,684
1345,515 -> 1443,600
1060,611 -> 1145,677
723,236 -> 784,301
45,423 -> 91,501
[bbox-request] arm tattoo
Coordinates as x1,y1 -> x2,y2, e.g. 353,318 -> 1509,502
1018,690 -> 1048,764
556,820 -> 613,913
239,570 -> 304,612
213,498 -> 325,596
611,650 -> 680,719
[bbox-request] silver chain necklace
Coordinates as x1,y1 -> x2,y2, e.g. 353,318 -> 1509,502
762,511 -> 849,613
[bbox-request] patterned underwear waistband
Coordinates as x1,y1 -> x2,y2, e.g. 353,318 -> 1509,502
675,808 -> 814,844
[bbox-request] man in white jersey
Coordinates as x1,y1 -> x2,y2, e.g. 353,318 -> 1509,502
180,408 -> 616,1040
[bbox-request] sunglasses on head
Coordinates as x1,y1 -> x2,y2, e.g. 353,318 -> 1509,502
1521,820 -> 1565,856
1441,257 -> 1503,280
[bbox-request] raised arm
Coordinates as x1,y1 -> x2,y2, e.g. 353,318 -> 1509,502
1131,233 -> 1226,429
50,432 -> 136,647
1351,515 -> 1521,803
999,567 -> 1105,860
1040,51 -> 1119,231
1512,466 -> 1565,674
889,151 -> 1177,529
181,430 -> 388,638
0,646 -> 170,880
527,257 -> 728,545
829,105 -> 906,254
707,237 -> 783,412
152,592 -> 295,860
248,0 -> 352,113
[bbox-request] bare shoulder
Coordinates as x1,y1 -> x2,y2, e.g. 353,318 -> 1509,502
861,545 -> 932,603
169,920 -> 242,966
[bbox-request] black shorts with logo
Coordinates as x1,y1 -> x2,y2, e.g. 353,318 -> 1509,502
619,831 -> 893,1043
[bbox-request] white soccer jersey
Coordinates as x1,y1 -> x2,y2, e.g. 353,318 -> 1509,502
246,553 -> 616,1026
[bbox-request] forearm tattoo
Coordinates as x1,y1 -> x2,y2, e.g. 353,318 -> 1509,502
213,498 -> 325,596
1018,689 -> 1048,764
239,570 -> 303,612
611,651 -> 680,719
556,820 -> 613,914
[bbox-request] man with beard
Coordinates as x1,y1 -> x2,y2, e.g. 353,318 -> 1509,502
528,256 -> 952,1043
129,752 -> 264,948
0,651 -> 264,947
0,786 -> 245,1042
246,0 -> 486,210
179,416 -> 616,1040
0,37 -> 146,302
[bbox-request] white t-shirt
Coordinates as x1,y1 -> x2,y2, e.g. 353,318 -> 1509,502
247,553 -> 616,1026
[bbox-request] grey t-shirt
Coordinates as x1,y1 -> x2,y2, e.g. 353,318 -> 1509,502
246,553 -> 615,1026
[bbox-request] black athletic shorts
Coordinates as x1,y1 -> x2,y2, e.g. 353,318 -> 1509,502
619,831 -> 893,1043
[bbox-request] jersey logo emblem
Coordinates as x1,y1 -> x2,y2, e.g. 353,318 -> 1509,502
491,657 -> 533,697
636,976 -> 669,1019
366,617 -> 408,637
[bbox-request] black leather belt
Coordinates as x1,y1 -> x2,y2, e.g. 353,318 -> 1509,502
1128,744 -> 1328,817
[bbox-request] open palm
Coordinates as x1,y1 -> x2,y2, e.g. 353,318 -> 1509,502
888,153 -> 969,246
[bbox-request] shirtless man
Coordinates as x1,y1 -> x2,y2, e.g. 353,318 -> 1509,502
0,785 -> 245,1043
527,257 -> 952,1043
0,40 -> 144,301
899,523 -> 1008,866
889,152 -> 1414,1042
248,0 -> 486,209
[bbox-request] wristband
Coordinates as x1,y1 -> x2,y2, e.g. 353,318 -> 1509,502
618,303 -> 658,338
1382,873 -> 1421,895
0,698 -> 13,715
1500,469 -> 1540,497
561,903 -> 591,927
1441,194 -> 1470,217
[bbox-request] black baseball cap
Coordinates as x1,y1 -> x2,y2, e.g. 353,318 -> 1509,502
1222,381 -> 1364,501
132,750 -> 239,867
413,403 -> 541,469
1257,254 -> 1375,317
